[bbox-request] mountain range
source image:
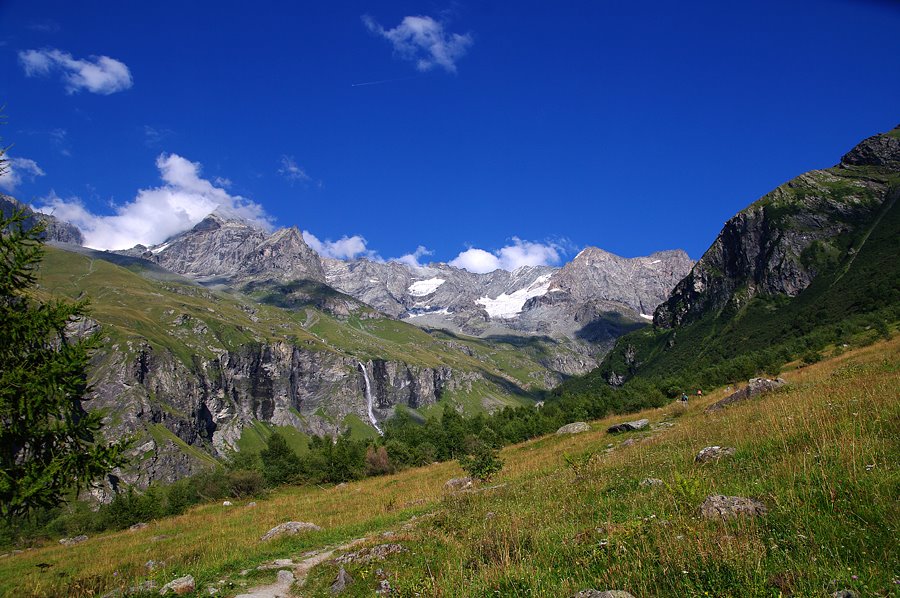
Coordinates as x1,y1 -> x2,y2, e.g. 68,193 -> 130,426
3,123 -> 898,495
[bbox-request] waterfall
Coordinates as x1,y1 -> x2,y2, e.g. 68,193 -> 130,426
358,362 -> 384,436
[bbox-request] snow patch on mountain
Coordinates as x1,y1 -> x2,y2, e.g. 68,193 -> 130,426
408,278 -> 446,296
476,274 -> 552,319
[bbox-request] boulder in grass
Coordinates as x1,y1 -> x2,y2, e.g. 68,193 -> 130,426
59,535 -> 88,546
557,422 -> 591,435
159,575 -> 195,595
572,591 -> 636,598
445,476 -> 475,492
706,377 -> 786,412
607,419 -> 649,433
331,567 -> 354,594
260,521 -> 322,542
699,495 -> 767,519
695,446 -> 736,463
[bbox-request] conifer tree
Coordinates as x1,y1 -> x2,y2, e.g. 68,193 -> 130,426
0,144 -> 125,519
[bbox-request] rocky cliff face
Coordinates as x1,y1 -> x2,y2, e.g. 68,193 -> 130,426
654,126 -> 900,329
88,337 -> 475,494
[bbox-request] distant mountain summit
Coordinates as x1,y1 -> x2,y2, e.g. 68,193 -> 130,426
324,247 -> 693,353
0,195 -> 84,245
120,212 -> 326,285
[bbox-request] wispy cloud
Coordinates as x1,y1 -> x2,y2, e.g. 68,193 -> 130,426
143,125 -> 174,146
19,48 -> 133,95
27,20 -> 60,34
34,153 -> 271,250
278,155 -> 312,184
450,238 -> 564,273
0,156 -> 45,193
362,15 -> 472,73
302,231 -> 381,261
392,245 -> 433,268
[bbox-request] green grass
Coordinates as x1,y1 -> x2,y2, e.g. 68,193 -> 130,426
1,336 -> 896,597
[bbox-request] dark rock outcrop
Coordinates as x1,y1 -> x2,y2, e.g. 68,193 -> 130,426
0,195 -> 84,244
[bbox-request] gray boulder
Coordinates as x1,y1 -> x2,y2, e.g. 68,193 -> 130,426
572,591 -> 636,598
557,422 -> 591,435
445,477 -> 475,492
159,575 -> 195,595
706,377 -> 785,412
59,535 -> 88,546
607,419 -> 649,433
260,521 -> 322,542
640,478 -> 664,487
695,446 -> 736,463
331,567 -> 354,594
831,591 -> 860,598
699,495 -> 767,519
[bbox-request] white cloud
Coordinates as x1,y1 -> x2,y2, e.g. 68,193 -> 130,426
34,153 -> 271,250
19,48 -> 132,95
449,248 -> 500,273
450,238 -> 563,273
0,156 -> 46,193
302,231 -> 381,261
392,245 -> 433,268
363,15 -> 472,73
278,155 -> 311,184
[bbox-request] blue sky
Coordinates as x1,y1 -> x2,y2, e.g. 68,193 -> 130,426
1,1 -> 898,271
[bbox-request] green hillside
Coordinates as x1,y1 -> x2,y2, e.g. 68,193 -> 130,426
560,171 -> 900,399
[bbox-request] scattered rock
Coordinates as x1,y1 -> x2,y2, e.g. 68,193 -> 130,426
59,535 -> 88,546
330,567 -> 354,594
146,559 -> 163,571
247,502 -> 257,507
376,579 -> 392,594
620,438 -> 640,448
572,591 -> 636,598
651,421 -> 675,430
129,522 -> 148,532
485,511 -> 496,519
381,531 -> 395,538
444,477 -> 475,492
832,591 -> 860,598
556,421 -> 591,435
607,419 -> 649,433
334,543 -> 407,565
222,500 -> 233,506
260,521 -> 322,541
159,574 -> 195,595
699,495 -> 768,519
695,446 -> 736,463
706,378 -> 786,412
640,478 -> 664,487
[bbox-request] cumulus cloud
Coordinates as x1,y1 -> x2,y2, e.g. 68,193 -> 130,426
450,238 -> 563,273
363,15 -> 472,73
302,231 -> 381,261
278,155 -> 311,184
392,245 -> 433,268
19,48 -> 132,95
0,156 -> 46,193
34,153 -> 271,250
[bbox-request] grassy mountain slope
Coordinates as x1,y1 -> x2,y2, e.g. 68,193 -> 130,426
36,246 -> 569,412
1,336 -> 896,597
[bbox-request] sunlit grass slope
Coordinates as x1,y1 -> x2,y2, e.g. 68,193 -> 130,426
1,335 -> 896,597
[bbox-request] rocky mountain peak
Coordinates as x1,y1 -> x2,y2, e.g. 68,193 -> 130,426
840,127 -> 900,168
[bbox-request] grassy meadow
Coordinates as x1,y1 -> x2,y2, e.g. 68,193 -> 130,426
1,336 -> 897,597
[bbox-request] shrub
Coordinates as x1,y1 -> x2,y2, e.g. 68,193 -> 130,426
458,438 -> 503,482
227,470 -> 265,498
